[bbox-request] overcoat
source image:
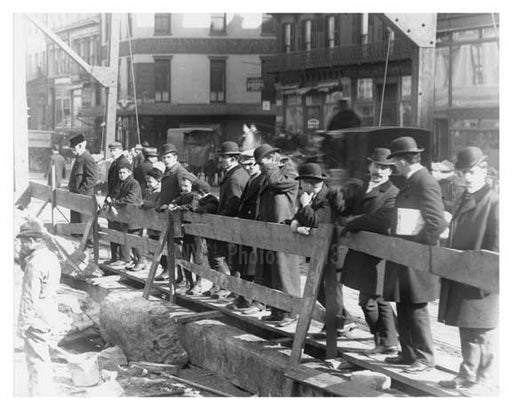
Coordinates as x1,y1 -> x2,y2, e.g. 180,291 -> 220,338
160,162 -> 191,206
218,164 -> 249,216
256,159 -> 300,296
383,167 -> 447,303
111,175 -> 142,229
237,173 -> 265,220
293,183 -> 332,227
341,180 -> 399,295
438,184 -> 499,328
68,150 -> 97,195
133,160 -> 154,195
107,155 -> 131,198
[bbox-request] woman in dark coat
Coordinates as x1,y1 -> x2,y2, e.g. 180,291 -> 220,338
438,147 -> 499,393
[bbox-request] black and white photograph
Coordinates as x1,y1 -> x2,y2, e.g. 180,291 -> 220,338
6,1 -> 506,403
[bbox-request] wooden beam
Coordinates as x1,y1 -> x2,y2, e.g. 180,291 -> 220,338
98,204 -> 169,231
380,13 -> 437,48
28,183 -> 97,215
338,230 -> 498,294
143,225 -> 170,299
182,212 -> 322,257
177,260 -> 301,314
15,185 -> 32,209
98,228 -> 161,255
44,223 -> 88,236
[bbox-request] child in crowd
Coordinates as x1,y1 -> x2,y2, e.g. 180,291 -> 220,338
139,167 -> 168,276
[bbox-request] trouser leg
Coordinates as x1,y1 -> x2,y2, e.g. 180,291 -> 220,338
396,302 -> 415,362
108,220 -> 120,260
459,327 -> 498,385
477,327 -> 498,386
376,296 -> 398,347
359,292 -> 379,337
318,270 -> 349,328
119,223 -> 131,262
408,302 -> 435,365
270,252 -> 300,319
127,228 -> 142,263
24,328 -> 55,396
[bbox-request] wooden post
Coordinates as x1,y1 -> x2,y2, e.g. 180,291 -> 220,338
324,232 -> 340,359
104,13 -> 120,153
411,46 -> 436,132
51,164 -> 56,230
143,225 -> 170,300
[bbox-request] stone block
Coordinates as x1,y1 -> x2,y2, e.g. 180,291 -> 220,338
97,346 -> 128,371
350,370 -> 391,390
99,293 -> 189,367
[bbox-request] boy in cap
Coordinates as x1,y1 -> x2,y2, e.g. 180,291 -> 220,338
438,147 -> 498,394
134,147 -> 159,196
105,162 -> 143,270
139,167 -> 168,275
16,219 -> 61,395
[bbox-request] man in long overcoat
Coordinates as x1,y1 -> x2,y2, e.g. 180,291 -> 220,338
44,144 -> 66,188
204,141 -> 249,298
67,134 -> 97,224
341,148 -> 399,353
438,147 -> 499,394
383,136 -> 447,373
254,144 -> 299,327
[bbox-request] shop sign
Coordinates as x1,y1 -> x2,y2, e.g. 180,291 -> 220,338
307,118 -> 320,129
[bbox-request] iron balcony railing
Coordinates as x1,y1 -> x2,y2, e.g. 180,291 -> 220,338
263,39 -> 415,73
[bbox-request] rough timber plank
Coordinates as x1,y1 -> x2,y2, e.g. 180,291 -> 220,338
181,212 -> 325,257
98,204 -> 168,231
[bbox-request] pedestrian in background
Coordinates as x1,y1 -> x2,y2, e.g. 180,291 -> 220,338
16,219 -> 61,396
133,147 -> 159,196
67,134 -> 97,226
438,147 -> 499,394
132,143 -> 145,170
44,144 -> 66,188
383,136 -> 447,374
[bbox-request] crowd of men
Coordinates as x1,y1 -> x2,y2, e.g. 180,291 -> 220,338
16,132 -> 498,396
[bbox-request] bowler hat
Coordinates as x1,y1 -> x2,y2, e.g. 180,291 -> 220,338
455,146 -> 487,170
193,179 -> 211,194
143,147 -> 159,158
220,141 -> 241,156
108,141 -> 123,149
387,136 -> 424,159
134,143 -> 143,150
296,163 -> 326,181
69,134 -> 85,148
17,220 -> 46,239
160,143 -> 178,156
368,148 -> 395,166
146,167 -> 163,180
254,144 -> 280,163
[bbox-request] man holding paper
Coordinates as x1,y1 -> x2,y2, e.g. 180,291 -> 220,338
383,136 -> 447,374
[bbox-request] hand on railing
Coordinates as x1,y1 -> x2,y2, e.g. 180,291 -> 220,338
156,204 -> 169,213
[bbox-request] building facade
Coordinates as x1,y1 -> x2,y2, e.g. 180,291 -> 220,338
105,13 -> 277,149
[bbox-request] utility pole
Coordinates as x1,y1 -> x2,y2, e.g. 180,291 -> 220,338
24,13 -> 121,158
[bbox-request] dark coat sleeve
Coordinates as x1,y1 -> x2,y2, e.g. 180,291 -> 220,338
263,162 -> 298,194
417,178 -> 448,245
294,195 -> 332,228
483,195 -> 499,252
346,188 -> 397,234
113,179 -> 142,207
77,155 -> 97,194
195,196 -> 219,214
219,172 -> 247,217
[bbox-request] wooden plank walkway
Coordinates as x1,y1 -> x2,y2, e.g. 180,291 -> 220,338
98,263 -> 465,397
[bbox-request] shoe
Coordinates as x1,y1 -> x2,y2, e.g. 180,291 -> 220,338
366,345 -> 400,355
203,286 -> 220,297
212,289 -> 231,300
261,313 -> 285,323
154,273 -> 170,282
384,355 -> 415,365
103,258 -> 118,265
110,260 -> 129,268
226,298 -> 252,311
124,261 -> 136,270
275,317 -> 298,328
438,376 -> 476,389
186,283 -> 204,296
240,302 -> 266,315
402,360 -> 434,374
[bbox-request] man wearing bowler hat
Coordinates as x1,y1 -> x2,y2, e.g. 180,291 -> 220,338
67,134 -> 97,226
16,219 -> 61,395
340,148 -> 399,353
254,143 -> 300,327
383,136 -> 447,373
437,147 -> 498,394
203,141 -> 249,298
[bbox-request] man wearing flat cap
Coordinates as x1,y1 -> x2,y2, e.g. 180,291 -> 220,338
383,136 -> 447,374
340,148 -> 399,354
16,219 -> 61,395
253,143 -> 300,327
67,134 -> 97,225
437,147 -> 499,394
159,143 -> 193,210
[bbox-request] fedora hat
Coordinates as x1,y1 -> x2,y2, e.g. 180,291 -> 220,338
387,136 -> 424,158
254,144 -> 280,163
160,143 -> 178,156
368,148 -> 395,166
143,147 -> 159,158
17,220 -> 46,239
219,141 -> 241,156
296,163 -> 326,181
69,134 -> 85,148
455,146 -> 487,170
